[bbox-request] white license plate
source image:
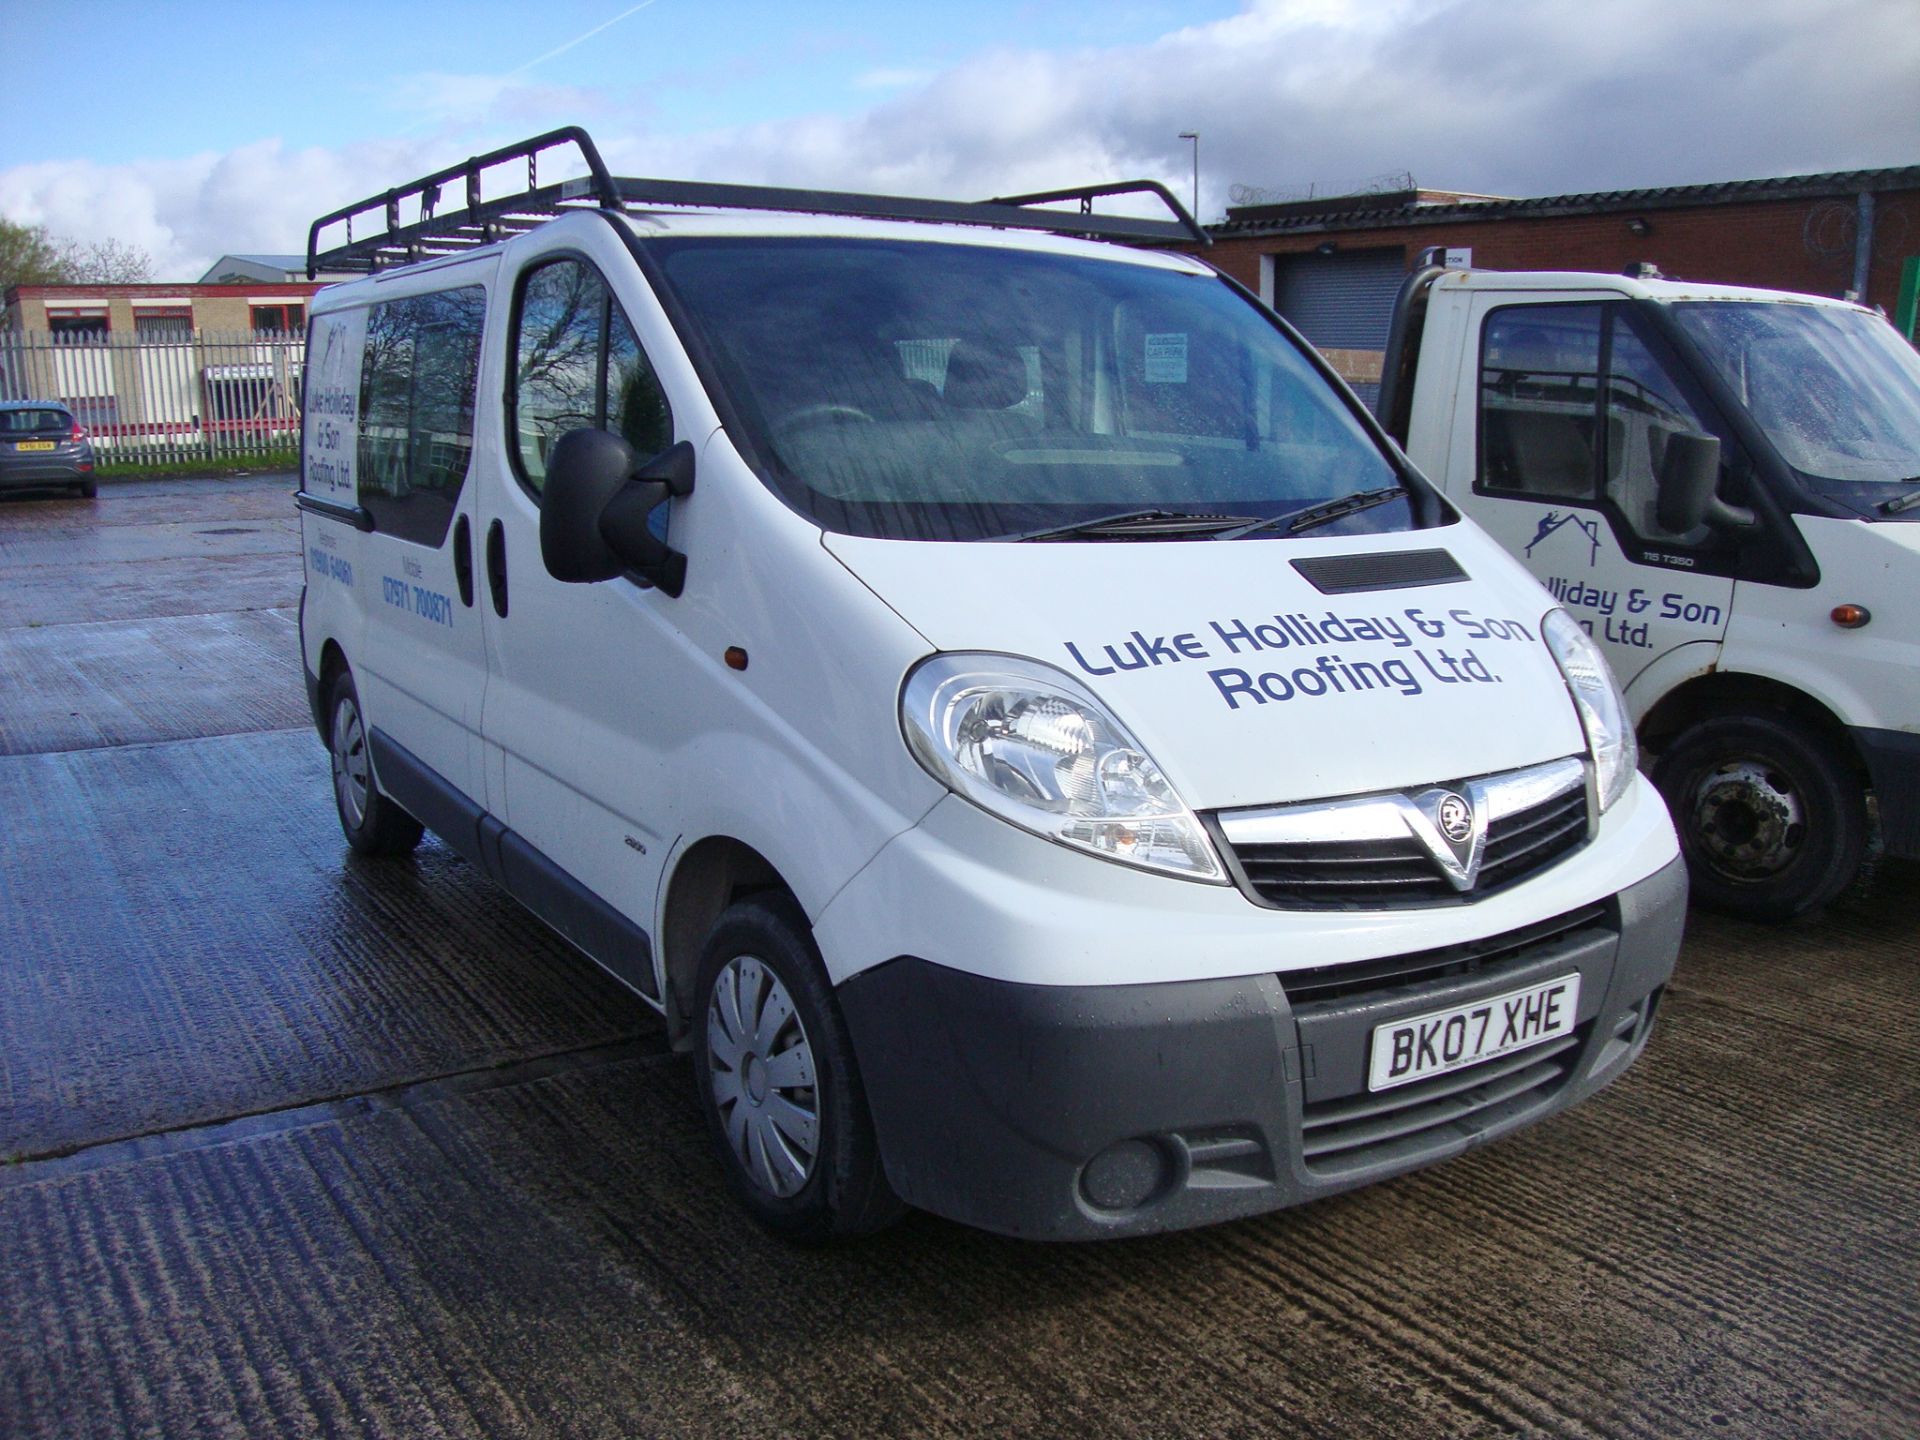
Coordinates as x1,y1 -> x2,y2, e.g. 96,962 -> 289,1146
1368,973 -> 1581,1092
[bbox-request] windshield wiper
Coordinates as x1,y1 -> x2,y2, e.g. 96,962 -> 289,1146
1879,482 -> 1920,516
1214,487 -> 1407,541
992,509 -> 1264,542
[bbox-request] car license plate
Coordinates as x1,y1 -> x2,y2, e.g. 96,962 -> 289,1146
15,441 -> 55,451
1368,973 -> 1581,1091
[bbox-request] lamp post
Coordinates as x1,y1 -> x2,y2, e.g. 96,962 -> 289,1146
1178,131 -> 1199,221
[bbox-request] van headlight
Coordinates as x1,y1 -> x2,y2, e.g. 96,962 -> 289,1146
1542,609 -> 1638,812
901,653 -> 1226,882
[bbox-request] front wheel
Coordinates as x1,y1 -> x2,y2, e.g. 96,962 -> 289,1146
1652,713 -> 1866,921
693,894 -> 902,1241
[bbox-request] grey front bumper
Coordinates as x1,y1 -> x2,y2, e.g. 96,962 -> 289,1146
837,856 -> 1687,1240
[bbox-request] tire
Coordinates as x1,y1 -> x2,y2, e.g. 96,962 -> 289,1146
692,894 -> 903,1241
78,479 -> 97,499
325,667 -> 424,857
1652,712 -> 1866,921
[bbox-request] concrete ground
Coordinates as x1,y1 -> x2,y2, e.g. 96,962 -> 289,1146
2,477 -> 1915,1439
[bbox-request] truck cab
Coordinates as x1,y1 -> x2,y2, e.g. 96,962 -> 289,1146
1383,266 -> 1920,919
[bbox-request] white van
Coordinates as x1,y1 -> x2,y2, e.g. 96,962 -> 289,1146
296,129 -> 1683,1241
1380,264 -> 1920,920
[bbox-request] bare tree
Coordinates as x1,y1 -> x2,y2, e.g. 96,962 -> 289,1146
63,237 -> 155,284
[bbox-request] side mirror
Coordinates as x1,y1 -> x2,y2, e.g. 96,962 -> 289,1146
1654,431 -> 1753,533
540,430 -> 695,594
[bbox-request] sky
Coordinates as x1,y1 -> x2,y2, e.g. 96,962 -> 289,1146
2,0 -> 1916,282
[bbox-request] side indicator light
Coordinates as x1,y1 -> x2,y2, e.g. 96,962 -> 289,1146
724,646 -> 749,671
1830,605 -> 1871,629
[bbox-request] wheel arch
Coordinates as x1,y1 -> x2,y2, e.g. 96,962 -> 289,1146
1639,670 -> 1868,782
314,639 -> 350,743
659,835 -> 795,1050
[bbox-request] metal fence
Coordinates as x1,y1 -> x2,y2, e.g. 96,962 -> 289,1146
0,328 -> 306,468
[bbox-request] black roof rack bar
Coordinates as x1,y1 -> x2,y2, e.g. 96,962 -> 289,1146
310,126 -> 1208,277
307,126 -> 616,278
988,179 -> 1208,246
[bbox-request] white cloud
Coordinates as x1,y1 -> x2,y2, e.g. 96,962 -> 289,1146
5,0 -> 1915,280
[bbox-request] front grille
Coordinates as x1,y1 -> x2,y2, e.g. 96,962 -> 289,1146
1278,903 -> 1610,1008
1300,1025 -> 1587,1177
1215,757 -> 1590,910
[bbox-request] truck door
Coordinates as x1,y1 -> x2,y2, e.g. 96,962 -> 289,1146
1452,296 -> 1740,695
347,285 -> 493,811
475,244 -> 683,999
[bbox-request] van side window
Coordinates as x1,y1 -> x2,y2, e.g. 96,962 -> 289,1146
356,286 -> 485,547
1478,305 -> 1603,499
512,257 -> 673,498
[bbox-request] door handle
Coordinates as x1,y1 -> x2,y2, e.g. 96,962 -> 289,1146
485,519 -> 509,617
453,515 -> 475,607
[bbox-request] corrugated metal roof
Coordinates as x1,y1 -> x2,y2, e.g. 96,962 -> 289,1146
1213,163 -> 1920,239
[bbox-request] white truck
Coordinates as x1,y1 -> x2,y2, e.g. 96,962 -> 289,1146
1379,264 -> 1920,920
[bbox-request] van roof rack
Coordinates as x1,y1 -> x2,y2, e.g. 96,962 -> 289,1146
306,125 -> 1208,279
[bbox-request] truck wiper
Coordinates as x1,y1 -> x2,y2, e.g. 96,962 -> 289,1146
1878,482 -> 1920,516
992,509 -> 1263,542
1215,487 -> 1407,540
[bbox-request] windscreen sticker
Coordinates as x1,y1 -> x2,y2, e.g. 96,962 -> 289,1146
1144,332 -> 1189,384
1062,606 -> 1537,712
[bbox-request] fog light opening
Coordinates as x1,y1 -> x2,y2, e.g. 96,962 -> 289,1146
1079,1137 -> 1177,1213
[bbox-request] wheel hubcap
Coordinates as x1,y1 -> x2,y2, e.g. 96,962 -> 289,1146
331,697 -> 370,829
1689,758 -> 1804,880
706,955 -> 818,1199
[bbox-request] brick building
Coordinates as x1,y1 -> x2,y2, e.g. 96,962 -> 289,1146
1198,165 -> 1920,403
2,279 -> 328,342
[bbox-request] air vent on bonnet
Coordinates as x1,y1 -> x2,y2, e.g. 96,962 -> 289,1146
1291,549 -> 1467,595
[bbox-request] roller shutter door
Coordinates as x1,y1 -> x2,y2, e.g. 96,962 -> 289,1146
1270,248 -> 1405,410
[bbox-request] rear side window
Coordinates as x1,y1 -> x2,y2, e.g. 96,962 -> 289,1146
356,286 -> 485,546
1,409 -> 73,435
510,256 -> 673,499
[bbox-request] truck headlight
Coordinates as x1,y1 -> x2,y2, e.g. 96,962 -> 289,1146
901,652 -> 1226,882
1543,609 -> 1638,813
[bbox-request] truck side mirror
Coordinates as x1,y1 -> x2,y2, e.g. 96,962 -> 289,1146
541,429 -> 695,595
1654,431 -> 1753,533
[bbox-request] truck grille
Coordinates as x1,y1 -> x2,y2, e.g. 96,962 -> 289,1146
1213,756 -> 1590,909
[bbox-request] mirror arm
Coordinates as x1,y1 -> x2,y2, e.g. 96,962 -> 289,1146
1705,496 -> 1757,530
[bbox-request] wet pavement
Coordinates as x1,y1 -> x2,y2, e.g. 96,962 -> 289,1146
2,478 -> 1916,1438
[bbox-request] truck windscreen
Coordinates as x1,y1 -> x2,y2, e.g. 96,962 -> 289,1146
652,237 -> 1410,542
1671,301 -> 1920,509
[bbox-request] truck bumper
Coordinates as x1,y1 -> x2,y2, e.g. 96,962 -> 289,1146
838,855 -> 1686,1240
1854,726 -> 1920,859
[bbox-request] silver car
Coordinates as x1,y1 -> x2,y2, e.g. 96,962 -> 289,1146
0,401 -> 98,498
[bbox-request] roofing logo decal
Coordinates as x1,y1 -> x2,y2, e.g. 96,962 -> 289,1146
1525,510 -> 1602,567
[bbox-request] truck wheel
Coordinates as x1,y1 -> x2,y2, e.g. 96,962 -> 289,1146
1652,713 -> 1865,921
693,894 -> 902,1241
326,668 -> 424,857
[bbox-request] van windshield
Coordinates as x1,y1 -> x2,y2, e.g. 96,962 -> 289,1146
651,237 -> 1411,542
1670,301 -> 1920,511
